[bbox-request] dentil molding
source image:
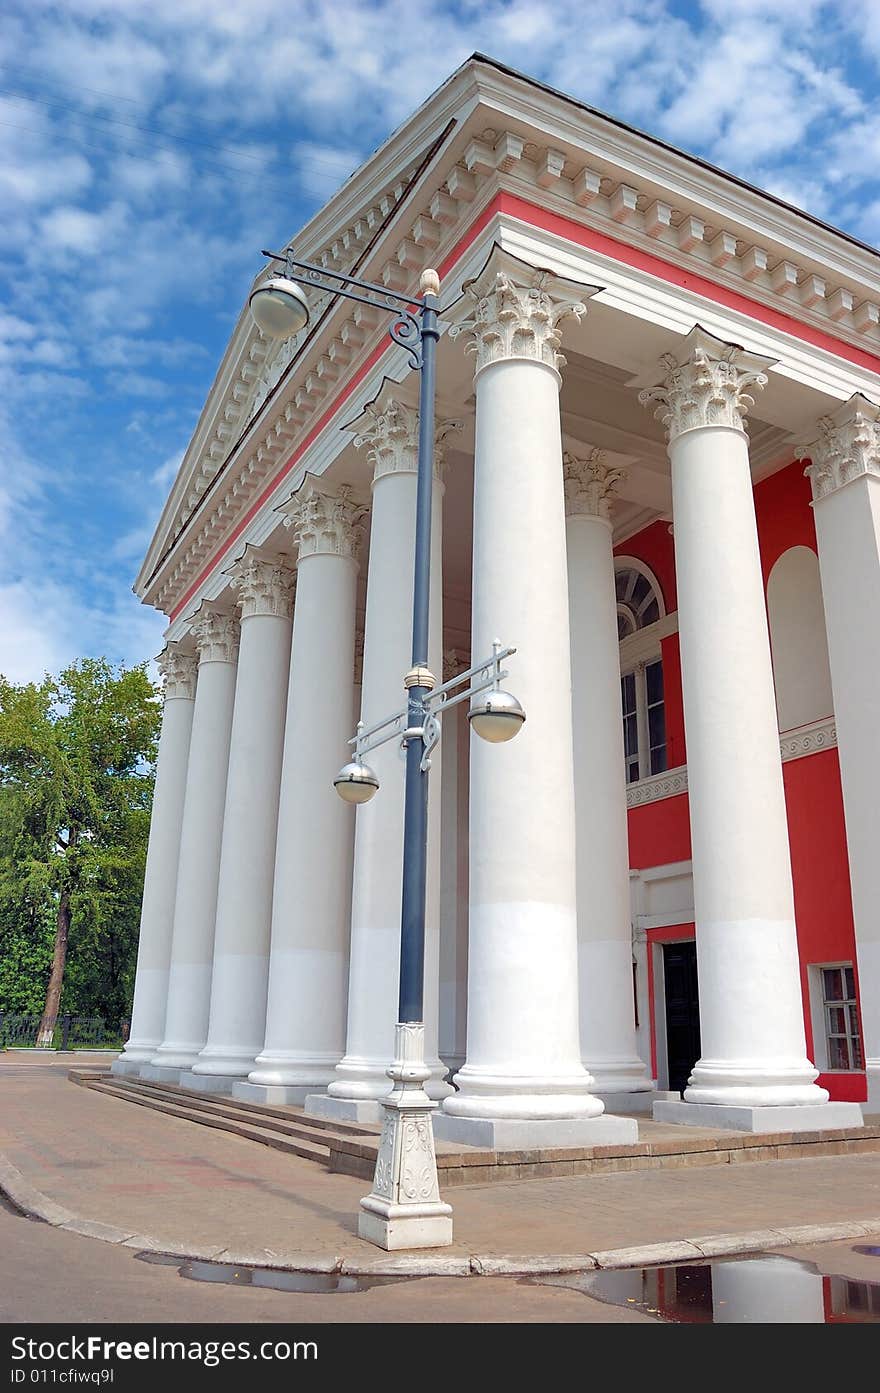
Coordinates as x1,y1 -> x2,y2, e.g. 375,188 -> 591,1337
639,325 -> 775,443
189,607 -> 240,665
225,548 -> 297,620
797,393 -> 880,501
156,645 -> 198,700
563,448 -> 625,519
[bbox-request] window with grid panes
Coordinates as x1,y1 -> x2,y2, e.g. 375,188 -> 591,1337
821,965 -> 863,1071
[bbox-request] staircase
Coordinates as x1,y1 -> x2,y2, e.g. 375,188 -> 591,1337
70,1069 -> 381,1179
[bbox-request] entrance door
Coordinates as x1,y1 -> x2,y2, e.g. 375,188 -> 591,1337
663,940 -> 701,1095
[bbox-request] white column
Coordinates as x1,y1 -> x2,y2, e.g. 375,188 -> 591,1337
113,646 -> 196,1075
146,608 -> 239,1076
798,396 -> 880,1112
184,548 -> 294,1088
564,449 -> 651,1103
436,248 -> 636,1149
641,326 -> 860,1131
236,481 -> 360,1105
312,393 -> 451,1123
438,650 -> 469,1076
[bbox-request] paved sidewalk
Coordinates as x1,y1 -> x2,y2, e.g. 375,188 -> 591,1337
2,1059 -> 880,1272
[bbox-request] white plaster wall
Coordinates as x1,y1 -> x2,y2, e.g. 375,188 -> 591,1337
767,545 -> 834,732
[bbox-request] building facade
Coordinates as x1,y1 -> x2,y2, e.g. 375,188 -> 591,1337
115,56 -> 880,1136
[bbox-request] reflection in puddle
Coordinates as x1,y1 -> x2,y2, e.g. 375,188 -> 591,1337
533,1254 -> 880,1323
134,1251 -> 415,1294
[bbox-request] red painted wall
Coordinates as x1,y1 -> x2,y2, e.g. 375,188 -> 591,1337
623,470 -> 865,1101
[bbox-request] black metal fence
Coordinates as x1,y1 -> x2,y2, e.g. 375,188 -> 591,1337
0,1013 -> 110,1050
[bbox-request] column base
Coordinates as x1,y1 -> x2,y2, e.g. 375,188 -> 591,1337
595,1089 -> 658,1114
233,1082 -> 313,1107
111,1057 -> 150,1078
328,1058 -> 453,1102
652,1099 -> 865,1133
148,1044 -> 203,1071
866,1062 -> 880,1116
139,1065 -> 184,1085
358,1204 -> 453,1252
177,1071 -> 236,1096
304,1094 -> 384,1124
432,1113 -> 639,1150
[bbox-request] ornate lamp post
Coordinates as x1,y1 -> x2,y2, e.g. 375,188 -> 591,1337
251,250 -> 525,1250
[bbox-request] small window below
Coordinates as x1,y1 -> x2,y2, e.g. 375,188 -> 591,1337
820,965 -> 863,1071
621,658 -> 667,783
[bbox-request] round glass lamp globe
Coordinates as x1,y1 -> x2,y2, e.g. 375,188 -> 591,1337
467,690 -> 526,743
334,760 -> 380,804
249,276 -> 310,338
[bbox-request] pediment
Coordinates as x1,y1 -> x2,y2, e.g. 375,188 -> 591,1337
137,55 -> 880,620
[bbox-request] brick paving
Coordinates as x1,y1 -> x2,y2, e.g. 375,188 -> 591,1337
2,1057 -> 880,1263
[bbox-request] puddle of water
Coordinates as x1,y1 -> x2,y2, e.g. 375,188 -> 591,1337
134,1250 -> 415,1293
532,1253 -> 880,1323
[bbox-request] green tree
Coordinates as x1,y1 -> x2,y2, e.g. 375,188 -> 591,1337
0,659 -> 160,1043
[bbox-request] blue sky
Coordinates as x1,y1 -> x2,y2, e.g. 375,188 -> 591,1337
1,0 -> 879,683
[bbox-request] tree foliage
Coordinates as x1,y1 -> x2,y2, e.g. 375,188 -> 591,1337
0,659 -> 160,1034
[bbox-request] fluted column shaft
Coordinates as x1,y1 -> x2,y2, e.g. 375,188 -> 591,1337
565,451 -> 651,1095
113,646 -> 196,1072
149,610 -> 239,1071
241,483 -> 360,1101
799,397 -> 880,1111
324,395 -> 449,1111
443,250 -> 603,1123
641,327 -> 826,1109
190,550 -> 294,1080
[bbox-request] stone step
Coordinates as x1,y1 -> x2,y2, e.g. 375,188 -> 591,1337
103,1076 -> 374,1151
80,1078 -> 335,1168
109,1072 -> 378,1138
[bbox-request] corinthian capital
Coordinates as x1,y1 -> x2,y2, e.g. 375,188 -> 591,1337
189,606 -> 240,664
349,386 -> 460,485
563,449 -> 625,520
225,547 -> 296,620
279,478 -> 363,561
156,644 -> 197,700
449,246 -> 600,376
639,325 -> 775,444
796,394 -> 880,502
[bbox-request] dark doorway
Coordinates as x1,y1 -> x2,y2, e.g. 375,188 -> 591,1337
663,940 -> 701,1095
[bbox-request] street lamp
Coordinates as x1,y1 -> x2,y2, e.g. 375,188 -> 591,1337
251,247 -> 525,1250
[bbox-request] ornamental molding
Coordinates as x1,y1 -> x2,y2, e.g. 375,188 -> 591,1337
626,716 -> 837,808
278,478 -> 363,562
563,448 -> 625,519
779,716 -> 837,762
796,394 -> 880,501
225,547 -> 296,620
639,325 -> 775,443
188,606 -> 240,665
449,244 -> 598,375
143,90 -> 880,618
156,644 -> 197,700
350,390 -> 461,484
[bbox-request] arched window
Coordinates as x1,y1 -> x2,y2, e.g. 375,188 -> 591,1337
615,560 -> 667,783
616,563 -> 663,640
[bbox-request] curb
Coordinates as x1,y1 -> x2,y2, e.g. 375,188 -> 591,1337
2,1154 -> 879,1278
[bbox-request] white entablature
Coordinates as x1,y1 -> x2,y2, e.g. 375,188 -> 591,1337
137,54 -> 880,626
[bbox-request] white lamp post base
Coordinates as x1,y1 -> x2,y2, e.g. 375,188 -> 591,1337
358,1023 -> 453,1251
